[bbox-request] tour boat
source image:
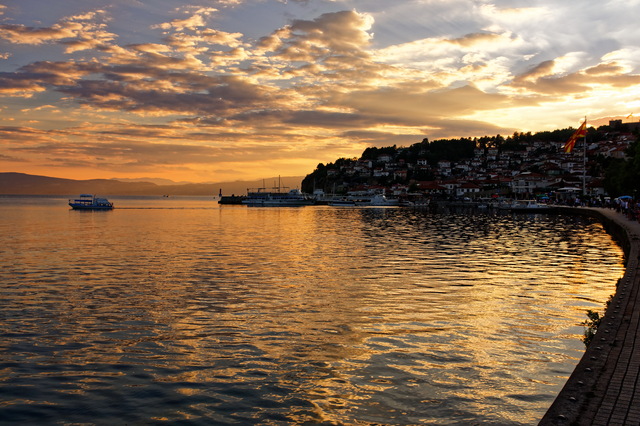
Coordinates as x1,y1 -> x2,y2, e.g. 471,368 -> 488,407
242,188 -> 314,207
68,194 -> 114,210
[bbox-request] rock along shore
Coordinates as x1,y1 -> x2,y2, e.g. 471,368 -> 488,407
540,207 -> 640,425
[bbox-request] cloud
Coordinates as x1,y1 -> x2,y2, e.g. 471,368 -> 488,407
258,10 -> 374,69
510,59 -> 640,95
0,119 -> 351,178
0,22 -> 85,45
447,32 -> 503,47
512,59 -> 557,84
339,129 -> 426,148
57,72 -> 292,118
330,84 -> 518,125
0,74 -> 47,96
215,0 -> 243,5
0,7 -> 389,124
152,7 -> 218,31
0,60 -> 100,97
0,9 -> 116,52
3,2 -> 640,181
0,152 -> 27,162
164,29 -> 245,53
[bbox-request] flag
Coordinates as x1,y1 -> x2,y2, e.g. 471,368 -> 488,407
563,121 -> 587,153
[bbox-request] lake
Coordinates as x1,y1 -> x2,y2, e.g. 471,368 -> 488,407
0,196 -> 625,424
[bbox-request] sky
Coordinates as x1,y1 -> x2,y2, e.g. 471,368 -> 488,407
2,0 -> 640,183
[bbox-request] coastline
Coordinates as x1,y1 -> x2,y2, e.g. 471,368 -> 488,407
540,207 -> 640,425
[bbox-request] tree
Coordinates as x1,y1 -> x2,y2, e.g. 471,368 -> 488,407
604,137 -> 640,197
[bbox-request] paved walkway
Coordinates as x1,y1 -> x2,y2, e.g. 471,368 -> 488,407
540,208 -> 640,425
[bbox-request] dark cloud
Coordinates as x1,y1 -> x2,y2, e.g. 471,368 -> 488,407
0,125 -> 51,141
0,23 -> 81,44
0,154 -> 27,162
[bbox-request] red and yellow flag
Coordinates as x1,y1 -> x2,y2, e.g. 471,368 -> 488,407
563,121 -> 587,153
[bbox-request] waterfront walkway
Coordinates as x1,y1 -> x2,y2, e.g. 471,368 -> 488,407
540,207 -> 640,425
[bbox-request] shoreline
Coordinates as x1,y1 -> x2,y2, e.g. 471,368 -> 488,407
540,207 -> 640,425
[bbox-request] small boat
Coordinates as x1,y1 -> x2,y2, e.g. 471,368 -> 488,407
403,198 -> 430,208
494,199 -> 514,210
218,195 -> 247,205
328,198 -> 356,207
476,197 -> 490,209
355,194 -> 400,206
68,194 -> 113,210
509,200 -> 555,212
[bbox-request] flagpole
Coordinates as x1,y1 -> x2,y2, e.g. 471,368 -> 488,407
582,116 -> 587,196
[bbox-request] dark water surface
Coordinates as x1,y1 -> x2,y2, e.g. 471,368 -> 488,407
0,196 -> 625,424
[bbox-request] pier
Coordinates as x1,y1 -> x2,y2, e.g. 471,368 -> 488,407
540,207 -> 640,425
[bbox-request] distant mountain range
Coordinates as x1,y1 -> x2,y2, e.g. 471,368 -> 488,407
0,173 -> 305,196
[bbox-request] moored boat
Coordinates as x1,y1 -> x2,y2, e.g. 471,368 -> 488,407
243,188 -> 314,207
328,198 -> 357,207
68,194 -> 113,210
355,194 -> 400,206
509,200 -> 555,212
218,195 -> 247,205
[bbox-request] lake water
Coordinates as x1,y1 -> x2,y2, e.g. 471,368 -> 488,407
0,196 -> 625,425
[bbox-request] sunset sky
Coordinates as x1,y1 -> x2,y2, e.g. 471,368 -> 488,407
2,0 -> 640,183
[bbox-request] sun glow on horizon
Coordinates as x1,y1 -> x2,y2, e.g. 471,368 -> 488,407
1,1 -> 640,182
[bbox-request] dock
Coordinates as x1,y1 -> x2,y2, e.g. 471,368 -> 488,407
540,207 -> 640,425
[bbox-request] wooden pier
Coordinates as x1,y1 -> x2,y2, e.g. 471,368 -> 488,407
540,207 -> 640,425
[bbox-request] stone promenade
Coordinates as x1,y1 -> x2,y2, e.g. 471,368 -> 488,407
540,207 -> 640,425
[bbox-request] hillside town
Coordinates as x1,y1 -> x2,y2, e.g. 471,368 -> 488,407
302,120 -> 640,203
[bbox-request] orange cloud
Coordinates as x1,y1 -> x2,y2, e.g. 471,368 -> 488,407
0,10 -> 115,52
510,60 -> 640,95
152,7 -> 218,32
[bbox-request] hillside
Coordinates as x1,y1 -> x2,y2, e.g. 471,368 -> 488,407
0,173 -> 304,196
300,123 -> 640,197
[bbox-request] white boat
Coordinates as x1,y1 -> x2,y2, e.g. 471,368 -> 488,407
68,194 -> 113,210
476,197 -> 491,209
355,194 -> 399,206
328,198 -> 357,207
494,199 -> 514,210
242,188 -> 314,207
509,200 -> 555,212
400,198 -> 430,208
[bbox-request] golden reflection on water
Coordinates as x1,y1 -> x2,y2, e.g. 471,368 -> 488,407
0,198 -> 626,425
